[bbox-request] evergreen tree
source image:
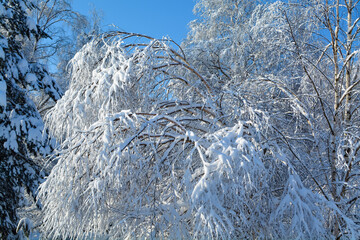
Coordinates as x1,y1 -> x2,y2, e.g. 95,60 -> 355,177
0,0 -> 61,238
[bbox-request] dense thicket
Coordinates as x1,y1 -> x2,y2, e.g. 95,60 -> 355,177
38,0 -> 360,239
1,0 -> 359,239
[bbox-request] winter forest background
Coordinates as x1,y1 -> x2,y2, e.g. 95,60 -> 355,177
1,0 -> 360,239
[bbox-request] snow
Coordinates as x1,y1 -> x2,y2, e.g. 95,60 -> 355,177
27,127 -> 42,143
0,4 -> 5,16
18,59 -> 29,75
27,17 -> 37,31
19,1 -> 27,12
19,1 -> 360,238
42,75 -> 51,85
0,79 -> 6,109
0,47 -> 4,60
4,130 -> 19,151
0,38 -> 8,48
6,8 -> 13,18
25,73 -> 38,86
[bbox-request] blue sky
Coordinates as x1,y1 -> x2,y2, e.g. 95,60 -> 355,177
72,0 -> 197,44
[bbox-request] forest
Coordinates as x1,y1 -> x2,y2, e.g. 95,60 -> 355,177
0,0 -> 359,239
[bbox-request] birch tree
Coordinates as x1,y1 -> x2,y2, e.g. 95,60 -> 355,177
38,0 -> 360,239
184,0 -> 360,238
22,0 -> 102,115
39,31 -> 333,239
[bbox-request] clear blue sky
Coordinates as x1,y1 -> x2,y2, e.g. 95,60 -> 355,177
72,0 -> 197,44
